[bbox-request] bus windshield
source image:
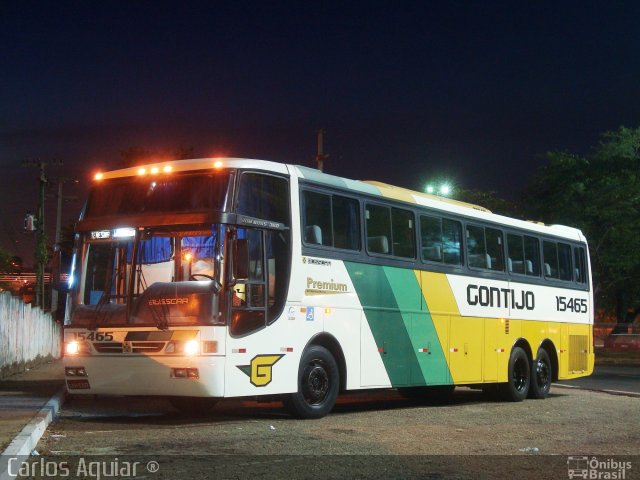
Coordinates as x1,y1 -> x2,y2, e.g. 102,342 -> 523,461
85,171 -> 231,218
69,225 -> 224,328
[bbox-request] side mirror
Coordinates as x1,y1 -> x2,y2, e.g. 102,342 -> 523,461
233,239 -> 249,281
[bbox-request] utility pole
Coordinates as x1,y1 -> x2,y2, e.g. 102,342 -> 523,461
22,159 -> 62,309
53,177 -> 78,247
316,129 -> 329,172
51,177 -> 78,314
36,161 -> 47,309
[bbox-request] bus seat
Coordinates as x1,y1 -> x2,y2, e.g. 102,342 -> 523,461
485,254 -> 492,269
368,235 -> 389,254
305,225 -> 323,245
423,245 -> 441,261
544,263 -> 551,276
525,260 -> 533,274
509,260 -> 526,274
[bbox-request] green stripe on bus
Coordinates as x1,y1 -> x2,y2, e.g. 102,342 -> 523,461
383,267 -> 451,386
345,262 -> 422,386
345,262 -> 451,387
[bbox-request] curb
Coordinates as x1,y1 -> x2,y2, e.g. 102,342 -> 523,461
553,382 -> 640,398
0,387 -> 67,480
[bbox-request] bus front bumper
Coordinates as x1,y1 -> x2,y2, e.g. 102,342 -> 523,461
64,355 -> 226,397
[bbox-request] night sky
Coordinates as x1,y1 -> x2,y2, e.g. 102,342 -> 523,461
2,1 -> 639,264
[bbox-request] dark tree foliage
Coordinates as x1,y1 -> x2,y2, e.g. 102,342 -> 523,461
524,126 -> 640,320
0,247 -> 19,291
455,189 -> 523,218
0,247 -> 17,273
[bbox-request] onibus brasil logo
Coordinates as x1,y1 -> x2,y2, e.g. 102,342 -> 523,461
567,456 -> 632,479
237,354 -> 284,387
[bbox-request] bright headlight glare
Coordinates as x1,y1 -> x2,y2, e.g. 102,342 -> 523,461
184,340 -> 199,356
66,341 -> 80,355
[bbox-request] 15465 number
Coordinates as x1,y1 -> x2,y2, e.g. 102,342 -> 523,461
555,296 -> 588,313
73,332 -> 114,341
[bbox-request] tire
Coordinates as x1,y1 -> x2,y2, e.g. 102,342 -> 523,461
499,346 -> 530,402
528,348 -> 552,399
169,396 -> 219,415
285,345 -> 339,419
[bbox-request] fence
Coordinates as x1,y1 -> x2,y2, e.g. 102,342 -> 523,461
0,291 -> 61,377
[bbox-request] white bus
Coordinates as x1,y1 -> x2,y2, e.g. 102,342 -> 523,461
64,158 -> 593,418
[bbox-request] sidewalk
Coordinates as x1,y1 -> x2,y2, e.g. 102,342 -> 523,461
0,360 -> 65,453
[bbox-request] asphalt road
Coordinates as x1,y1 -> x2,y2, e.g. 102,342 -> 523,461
33,385 -> 640,480
557,364 -> 640,394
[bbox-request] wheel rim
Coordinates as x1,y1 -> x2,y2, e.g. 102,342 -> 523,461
535,358 -> 550,391
302,360 -> 329,405
513,357 -> 529,392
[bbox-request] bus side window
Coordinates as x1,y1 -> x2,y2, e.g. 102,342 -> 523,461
574,246 -> 587,284
466,225 -> 504,272
466,225 -> 486,268
237,173 -> 289,224
302,190 -> 332,247
507,233 -> 525,274
485,228 -> 504,271
366,204 -> 391,255
558,242 -> 573,281
543,241 -> 559,279
524,235 -> 541,276
421,215 -> 443,262
420,216 -> 462,265
442,219 -> 463,265
332,195 -> 360,251
391,207 -> 415,258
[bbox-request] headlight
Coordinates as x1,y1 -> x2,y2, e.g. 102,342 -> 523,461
66,341 -> 80,355
65,340 -> 90,355
184,340 -> 199,356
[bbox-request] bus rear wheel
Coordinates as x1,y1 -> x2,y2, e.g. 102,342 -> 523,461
528,348 -> 552,399
170,396 -> 219,415
285,345 -> 339,419
500,346 -> 530,402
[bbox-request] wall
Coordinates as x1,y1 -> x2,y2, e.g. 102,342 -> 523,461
0,291 -> 61,378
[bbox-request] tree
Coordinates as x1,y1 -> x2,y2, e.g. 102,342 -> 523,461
454,189 -> 523,218
524,126 -> 640,320
0,247 -> 17,273
0,247 -> 19,291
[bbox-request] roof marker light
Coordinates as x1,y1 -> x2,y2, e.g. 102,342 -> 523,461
163,165 -> 172,173
94,172 -> 104,181
150,166 -> 159,174
137,167 -> 146,176
213,160 -> 223,169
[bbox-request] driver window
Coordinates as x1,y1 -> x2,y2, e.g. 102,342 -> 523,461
230,229 -> 267,336
181,235 -> 214,280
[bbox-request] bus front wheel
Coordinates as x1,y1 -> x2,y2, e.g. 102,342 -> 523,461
285,345 -> 339,419
500,346 -> 530,402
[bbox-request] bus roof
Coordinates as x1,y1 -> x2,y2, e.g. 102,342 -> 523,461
93,157 -> 586,242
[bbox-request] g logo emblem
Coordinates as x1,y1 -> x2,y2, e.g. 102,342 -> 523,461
237,354 -> 284,387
